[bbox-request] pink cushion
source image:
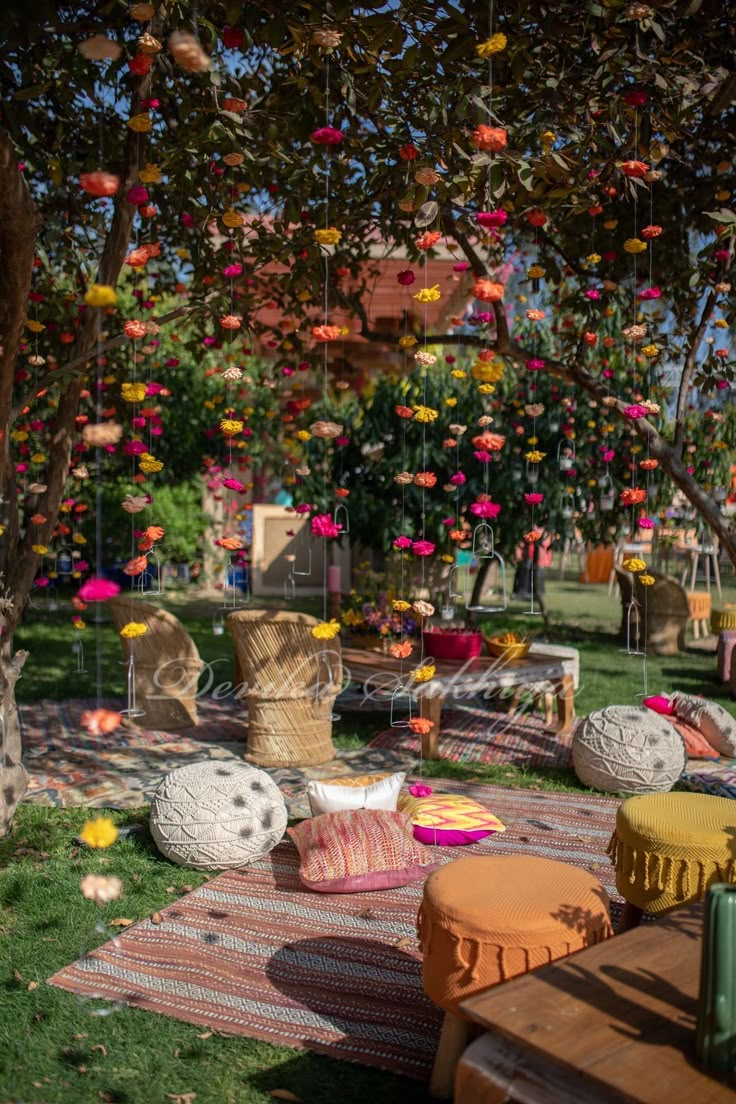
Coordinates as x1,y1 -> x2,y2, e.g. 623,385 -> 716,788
643,695 -> 675,716
412,826 -> 491,846
287,809 -> 439,893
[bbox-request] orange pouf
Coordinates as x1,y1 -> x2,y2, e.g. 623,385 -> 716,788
583,544 -> 614,584
418,854 -> 612,1016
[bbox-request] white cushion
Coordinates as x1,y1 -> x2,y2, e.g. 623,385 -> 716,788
306,772 -> 406,817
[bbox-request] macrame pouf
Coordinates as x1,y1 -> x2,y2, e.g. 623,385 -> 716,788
150,761 -> 287,870
573,705 -> 686,795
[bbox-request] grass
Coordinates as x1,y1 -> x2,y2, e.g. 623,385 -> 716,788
3,570 -> 734,1100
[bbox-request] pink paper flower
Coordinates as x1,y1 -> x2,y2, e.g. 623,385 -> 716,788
311,513 -> 342,538
524,492 -> 544,505
412,540 -> 436,556
470,500 -> 501,519
449,472 -> 466,485
397,269 -> 416,286
476,210 -> 507,227
222,478 -> 245,491
638,517 -> 654,529
473,450 -> 492,463
78,577 -> 121,601
526,358 -> 545,371
409,783 -> 433,797
638,286 -> 661,301
393,535 -> 412,549
624,404 -> 648,419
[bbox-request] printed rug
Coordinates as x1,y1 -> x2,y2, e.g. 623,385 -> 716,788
48,779 -> 621,1080
369,698 -> 577,769
19,696 -> 415,818
680,756 -> 736,800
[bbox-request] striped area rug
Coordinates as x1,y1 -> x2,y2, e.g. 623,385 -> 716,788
49,780 -> 621,1080
369,699 -> 576,769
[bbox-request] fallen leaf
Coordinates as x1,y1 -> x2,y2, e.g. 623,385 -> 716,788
78,1065 -> 88,1073
269,1092 -> 302,1102
151,912 -> 163,925
196,1032 -> 213,1039
73,1033 -> 88,1040
99,1093 -> 114,1102
355,907 -> 375,919
131,873 -> 140,882
109,918 -> 134,927
33,1013 -> 44,1023
91,1044 -> 107,1056
178,884 -> 194,894
172,1048 -> 180,1058
33,1081 -> 43,1088
27,981 -> 38,991
165,886 -> 176,894
13,969 -> 23,982
165,1094 -> 197,1104
394,937 -> 414,949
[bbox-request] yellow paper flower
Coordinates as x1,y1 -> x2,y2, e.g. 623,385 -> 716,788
472,360 -> 504,382
311,619 -> 341,640
32,544 -> 48,555
138,454 -> 163,473
639,574 -> 656,586
127,112 -> 151,133
477,383 -> 496,394
398,335 -> 418,347
139,162 -> 162,184
412,663 -> 436,683
26,319 -> 45,333
222,208 -> 244,228
450,369 -> 467,379
84,283 -> 117,308
31,453 -> 46,463
72,533 -> 87,545
641,343 -> 660,358
540,130 -> 557,151
623,557 -> 647,573
296,429 -> 312,441
80,816 -> 119,849
624,238 -> 648,254
525,450 -> 546,463
444,396 -> 458,407
220,418 -> 243,436
476,33 -> 507,57
586,252 -> 601,265
120,621 -> 148,639
121,382 -> 147,403
413,285 -> 441,303
392,600 -> 411,612
72,617 -> 86,630
527,264 -> 545,279
413,405 -> 439,423
314,227 -> 342,245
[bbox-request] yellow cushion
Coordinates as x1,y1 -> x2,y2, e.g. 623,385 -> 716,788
321,772 -> 390,788
418,855 -> 612,1015
398,791 -> 506,834
608,792 -> 736,915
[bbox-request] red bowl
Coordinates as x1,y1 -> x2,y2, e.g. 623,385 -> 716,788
422,629 -> 483,661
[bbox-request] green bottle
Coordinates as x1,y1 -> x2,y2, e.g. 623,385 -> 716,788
696,883 -> 736,1073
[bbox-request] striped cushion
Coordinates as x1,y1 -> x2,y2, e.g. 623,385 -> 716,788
288,809 -> 439,893
398,792 -> 506,846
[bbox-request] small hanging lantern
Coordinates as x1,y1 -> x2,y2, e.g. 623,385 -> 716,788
557,439 -> 576,472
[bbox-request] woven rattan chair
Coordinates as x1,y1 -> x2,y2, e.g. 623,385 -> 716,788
615,569 -> 691,655
107,596 -> 203,730
227,609 -> 342,767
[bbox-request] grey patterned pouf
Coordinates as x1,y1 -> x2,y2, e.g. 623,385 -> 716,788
573,705 -> 687,795
150,761 -> 287,869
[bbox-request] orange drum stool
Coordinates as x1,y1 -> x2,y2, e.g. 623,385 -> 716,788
417,854 -> 613,1098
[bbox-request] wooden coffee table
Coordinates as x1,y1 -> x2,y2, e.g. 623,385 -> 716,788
456,902 -> 735,1104
341,646 -> 574,758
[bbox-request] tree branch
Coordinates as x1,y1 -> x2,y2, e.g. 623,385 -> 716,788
673,285 -> 716,456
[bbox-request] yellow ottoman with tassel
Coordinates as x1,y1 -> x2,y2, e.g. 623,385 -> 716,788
608,792 -> 736,928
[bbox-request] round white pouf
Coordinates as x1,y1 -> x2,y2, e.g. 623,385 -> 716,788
573,705 -> 687,795
150,761 -> 287,870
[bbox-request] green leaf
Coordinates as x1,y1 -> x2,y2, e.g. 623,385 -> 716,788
517,162 -> 534,191
705,209 -> 736,224
14,82 -> 51,101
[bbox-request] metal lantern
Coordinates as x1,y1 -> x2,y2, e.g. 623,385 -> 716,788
466,524 -> 507,614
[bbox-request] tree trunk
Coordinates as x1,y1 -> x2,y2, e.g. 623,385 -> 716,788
0,643 -> 29,834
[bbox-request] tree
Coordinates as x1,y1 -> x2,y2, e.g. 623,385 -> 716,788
0,0 -> 734,829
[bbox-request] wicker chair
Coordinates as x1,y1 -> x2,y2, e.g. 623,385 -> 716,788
107,596 -> 203,730
614,569 -> 706,655
227,609 -> 341,767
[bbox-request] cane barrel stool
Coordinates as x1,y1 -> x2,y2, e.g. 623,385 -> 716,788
609,792 -> 736,931
687,590 -> 712,641
417,854 -> 613,1098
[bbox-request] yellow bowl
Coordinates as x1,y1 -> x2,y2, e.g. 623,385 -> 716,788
484,637 -> 529,661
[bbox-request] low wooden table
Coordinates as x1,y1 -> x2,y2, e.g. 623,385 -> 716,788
341,646 -> 574,758
456,903 -> 735,1104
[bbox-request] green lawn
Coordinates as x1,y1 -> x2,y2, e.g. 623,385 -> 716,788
3,572 -> 734,1101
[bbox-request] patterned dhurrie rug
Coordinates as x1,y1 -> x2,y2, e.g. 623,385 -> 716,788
48,780 -> 621,1080
368,698 -> 577,769
679,756 -> 736,800
19,696 -> 415,817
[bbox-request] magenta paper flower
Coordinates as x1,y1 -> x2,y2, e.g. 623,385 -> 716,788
476,210 -> 507,227
412,540 -> 436,556
78,578 -> 121,601
602,449 -> 615,462
223,264 -> 243,278
473,450 -> 492,463
638,517 -> 654,529
311,126 -> 343,145
222,478 -> 245,491
449,472 -> 466,485
624,404 -> 648,419
524,492 -> 544,505
409,783 -> 433,797
442,516 -> 455,527
311,513 -> 342,538
470,500 -> 501,519
393,535 -> 412,549
638,286 -> 661,301
294,503 -> 312,514
397,269 -> 416,286
526,358 -> 545,371
584,288 -> 601,300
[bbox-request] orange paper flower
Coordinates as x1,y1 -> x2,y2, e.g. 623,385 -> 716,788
408,717 -> 434,735
123,555 -> 148,576
472,279 -> 504,303
144,525 -> 164,541
471,125 -> 507,152
390,641 -> 414,659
